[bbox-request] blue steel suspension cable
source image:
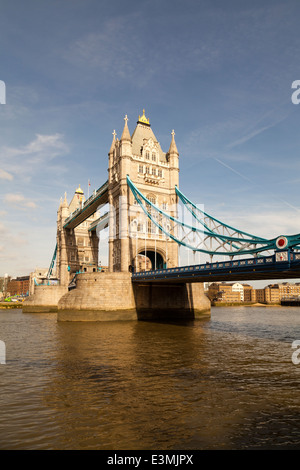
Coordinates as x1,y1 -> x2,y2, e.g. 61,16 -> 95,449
175,185 -> 268,241
127,176 -> 274,256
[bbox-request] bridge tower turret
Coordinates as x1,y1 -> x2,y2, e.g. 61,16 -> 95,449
57,193 -> 70,286
56,186 -> 99,286
108,110 -> 179,272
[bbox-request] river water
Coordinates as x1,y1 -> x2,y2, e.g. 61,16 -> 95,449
0,306 -> 300,450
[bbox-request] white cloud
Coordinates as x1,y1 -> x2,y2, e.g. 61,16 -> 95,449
0,133 -> 69,180
0,169 -> 13,181
227,106 -> 289,149
2,133 -> 69,162
4,193 -> 37,210
0,222 -> 8,234
4,194 -> 24,203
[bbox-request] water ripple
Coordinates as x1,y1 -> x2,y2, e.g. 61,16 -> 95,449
0,307 -> 300,449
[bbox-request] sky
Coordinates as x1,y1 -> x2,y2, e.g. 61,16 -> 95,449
1,0 -> 300,287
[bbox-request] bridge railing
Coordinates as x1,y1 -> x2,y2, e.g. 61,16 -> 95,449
132,250 -> 297,280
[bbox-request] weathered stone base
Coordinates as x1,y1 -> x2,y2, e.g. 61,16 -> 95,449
133,282 -> 210,321
22,285 -> 68,313
57,309 -> 137,322
56,272 -> 211,322
136,308 -> 210,321
57,272 -> 136,321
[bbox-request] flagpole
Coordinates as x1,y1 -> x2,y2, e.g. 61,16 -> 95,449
88,180 -> 90,198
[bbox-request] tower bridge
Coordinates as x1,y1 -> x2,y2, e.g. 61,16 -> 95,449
23,110 -> 300,320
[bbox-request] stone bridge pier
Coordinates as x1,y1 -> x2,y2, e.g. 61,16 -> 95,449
56,272 -> 210,321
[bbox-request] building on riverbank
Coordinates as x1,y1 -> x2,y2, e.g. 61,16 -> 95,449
206,281 -> 300,305
6,276 -> 30,297
255,282 -> 300,304
206,282 -> 255,303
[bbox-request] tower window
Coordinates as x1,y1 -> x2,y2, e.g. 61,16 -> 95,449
147,194 -> 156,205
152,153 -> 156,161
138,164 -> 144,174
158,169 -> 162,177
77,237 -> 84,247
146,151 -> 150,160
152,168 -> 156,176
145,166 -> 150,174
148,220 -> 156,234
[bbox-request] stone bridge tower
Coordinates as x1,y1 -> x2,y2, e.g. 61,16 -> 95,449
56,186 -> 99,286
108,110 -> 179,273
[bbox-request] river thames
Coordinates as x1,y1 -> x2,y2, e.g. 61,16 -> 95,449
0,306 -> 300,450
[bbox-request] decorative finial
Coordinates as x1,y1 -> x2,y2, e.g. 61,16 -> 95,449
109,130 -> 117,154
75,185 -> 84,195
121,114 -> 132,142
168,129 -> 179,155
137,109 -> 150,126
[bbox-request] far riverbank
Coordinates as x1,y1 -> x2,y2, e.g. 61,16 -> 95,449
211,301 -> 281,307
0,302 -> 23,309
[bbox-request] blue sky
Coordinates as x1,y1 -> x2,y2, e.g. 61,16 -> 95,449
1,0 -> 300,283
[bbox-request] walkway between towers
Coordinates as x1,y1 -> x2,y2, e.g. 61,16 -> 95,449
63,180 -> 108,230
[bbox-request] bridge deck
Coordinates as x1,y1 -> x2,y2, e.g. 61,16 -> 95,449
88,212 -> 109,232
63,181 -> 108,229
132,251 -> 300,283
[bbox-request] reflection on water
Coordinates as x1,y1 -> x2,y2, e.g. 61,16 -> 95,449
0,306 -> 300,449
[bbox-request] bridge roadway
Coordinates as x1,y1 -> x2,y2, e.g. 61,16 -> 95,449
63,180 -> 108,230
131,250 -> 300,283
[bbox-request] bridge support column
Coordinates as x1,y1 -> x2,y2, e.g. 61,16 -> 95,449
59,229 -> 70,287
133,281 -> 210,320
108,195 -> 114,272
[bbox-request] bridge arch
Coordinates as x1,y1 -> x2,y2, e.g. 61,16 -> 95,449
134,249 -> 165,272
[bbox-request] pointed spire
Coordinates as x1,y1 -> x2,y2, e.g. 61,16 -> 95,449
62,191 -> 68,208
121,114 -> 131,142
109,130 -> 117,154
168,130 -> 179,155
